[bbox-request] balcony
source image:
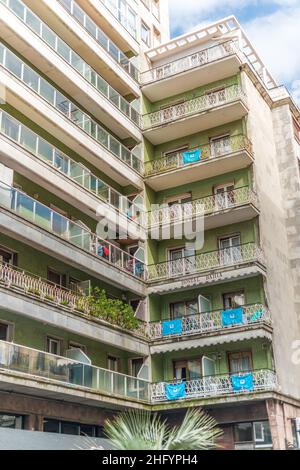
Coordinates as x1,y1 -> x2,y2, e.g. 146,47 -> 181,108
0,181 -> 146,284
0,263 -> 149,353
23,0 -> 139,92
0,110 -> 146,240
145,135 -> 254,191
0,340 -> 150,405
151,370 -> 277,403
0,0 -> 141,140
0,43 -> 143,187
148,304 -> 272,341
147,243 -> 265,293
141,40 -> 243,101
142,86 -> 248,145
148,186 -> 259,234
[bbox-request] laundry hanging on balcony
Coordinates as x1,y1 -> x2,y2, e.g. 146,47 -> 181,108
231,373 -> 254,392
250,310 -> 263,322
162,319 -> 183,336
97,244 -> 109,259
165,382 -> 186,400
182,148 -> 201,165
221,307 -> 243,327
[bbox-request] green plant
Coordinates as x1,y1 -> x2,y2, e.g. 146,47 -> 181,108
87,288 -> 139,331
28,288 -> 41,297
104,408 -> 222,450
60,299 -> 70,306
45,294 -> 54,301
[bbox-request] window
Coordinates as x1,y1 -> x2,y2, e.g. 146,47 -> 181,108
47,268 -> 66,287
173,359 -> 201,381
0,321 -> 13,342
168,246 -> 195,276
228,351 -> 252,374
206,88 -> 226,106
107,355 -> 119,372
214,183 -> 235,210
141,22 -> 151,46
43,418 -> 104,437
223,292 -> 245,310
170,299 -> 198,319
0,413 -> 24,429
0,247 -> 17,265
210,134 -> 231,157
46,337 -> 62,356
130,358 -> 144,378
234,421 -> 272,448
165,194 -> 192,221
219,235 -> 242,266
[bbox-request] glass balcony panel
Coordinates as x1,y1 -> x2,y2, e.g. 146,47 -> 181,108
41,24 -> 57,49
108,42 -> 119,62
15,192 -> 35,221
97,29 -> 108,50
57,37 -> 70,62
5,49 -> 22,78
109,136 -> 121,157
96,76 -> 109,97
55,92 -> 70,117
39,79 -> 55,106
1,113 -> 20,140
19,126 -> 37,154
23,65 -> 39,92
52,212 -> 69,237
96,127 -> 109,147
97,183 -> 109,202
8,0 -> 25,20
85,16 -> 97,39
70,105 -> 84,127
35,203 -> 52,231
54,150 -> 69,175
73,2 -> 84,24
37,139 -> 53,164
26,9 -> 41,34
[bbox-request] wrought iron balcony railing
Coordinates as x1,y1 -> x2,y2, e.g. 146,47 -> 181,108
144,135 -> 252,177
142,85 -> 247,130
148,304 -> 272,340
99,0 -> 137,39
151,370 -> 277,402
147,243 -> 264,282
0,263 -> 147,336
0,43 -> 143,174
141,40 -> 239,85
0,340 -> 150,401
0,182 -> 146,280
148,186 -> 258,227
0,0 -> 140,126
58,0 -> 139,82
0,110 -> 144,226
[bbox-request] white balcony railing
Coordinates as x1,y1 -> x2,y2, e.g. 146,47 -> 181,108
142,85 -> 246,130
141,40 -> 239,85
147,243 -> 264,282
151,370 -> 277,402
0,182 -> 146,280
148,187 -> 258,227
0,42 -> 143,173
0,0 -> 140,126
0,110 -> 144,225
145,135 -> 253,177
0,340 -> 150,401
148,304 -> 272,340
58,0 -> 139,82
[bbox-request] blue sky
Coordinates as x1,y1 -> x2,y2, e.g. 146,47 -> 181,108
168,0 -> 300,103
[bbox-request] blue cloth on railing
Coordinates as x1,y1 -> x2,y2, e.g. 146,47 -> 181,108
221,307 -> 243,327
231,373 -> 254,392
135,262 -> 144,276
250,310 -> 262,322
182,148 -> 201,165
165,382 -> 186,401
162,319 -> 183,336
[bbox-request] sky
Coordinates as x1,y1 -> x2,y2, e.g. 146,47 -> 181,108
168,0 -> 300,104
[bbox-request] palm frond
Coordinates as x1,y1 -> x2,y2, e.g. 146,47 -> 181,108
164,409 -> 223,451
104,410 -> 167,450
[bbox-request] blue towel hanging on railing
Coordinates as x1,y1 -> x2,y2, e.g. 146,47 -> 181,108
250,310 -> 262,322
231,373 -> 254,392
165,382 -> 186,400
162,319 -> 183,336
221,307 -> 243,327
182,148 -> 201,165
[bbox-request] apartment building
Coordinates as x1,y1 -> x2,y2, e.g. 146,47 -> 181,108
0,0 -> 300,450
